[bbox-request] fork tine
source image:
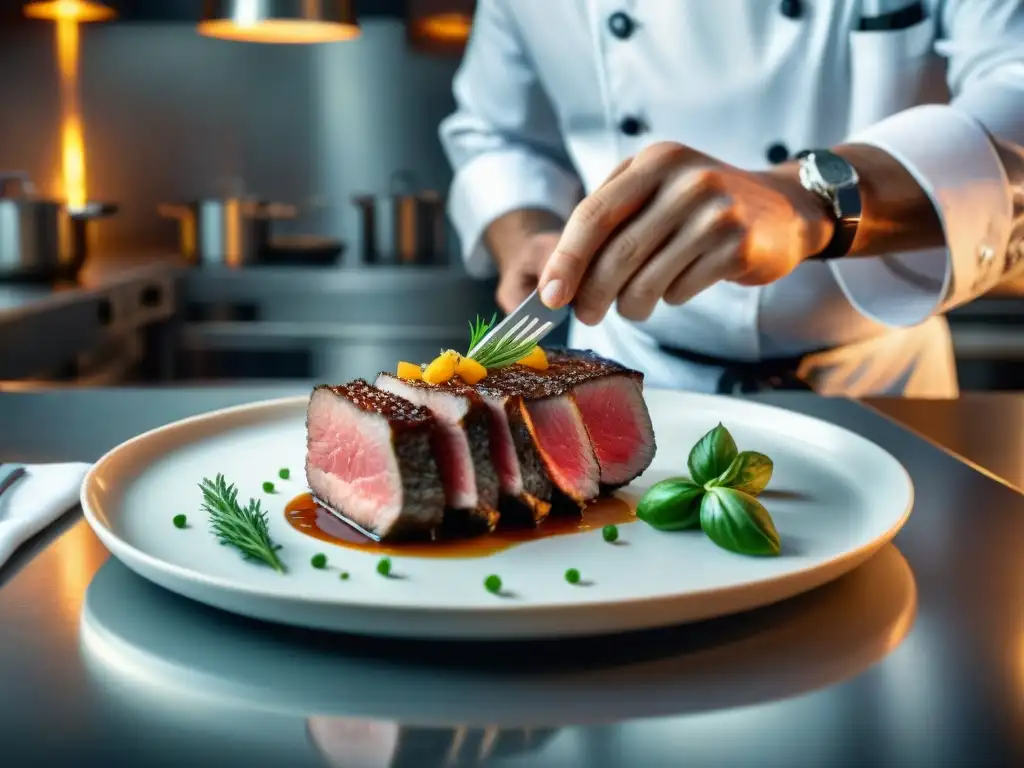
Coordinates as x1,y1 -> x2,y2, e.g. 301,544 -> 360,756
521,321 -> 552,345
496,315 -> 530,347
513,317 -> 540,343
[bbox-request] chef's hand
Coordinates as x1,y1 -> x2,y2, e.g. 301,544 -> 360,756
493,231 -> 562,313
482,209 -> 565,313
537,143 -> 835,325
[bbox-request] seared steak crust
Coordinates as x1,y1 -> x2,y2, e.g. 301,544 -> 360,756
479,348 -> 643,399
315,380 -> 434,426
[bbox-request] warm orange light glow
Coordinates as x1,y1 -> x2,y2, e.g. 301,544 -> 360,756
24,0 -> 115,23
413,12 -> 472,43
197,19 -> 361,44
55,15 -> 87,208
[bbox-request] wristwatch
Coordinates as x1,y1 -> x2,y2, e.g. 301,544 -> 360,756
797,149 -> 862,260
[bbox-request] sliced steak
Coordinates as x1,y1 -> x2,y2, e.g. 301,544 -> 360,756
548,350 -> 656,488
478,392 -> 553,524
305,380 -> 445,540
375,373 -> 500,533
482,348 -> 656,494
479,365 -> 600,505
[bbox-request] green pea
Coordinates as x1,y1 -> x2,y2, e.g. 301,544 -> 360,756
173,514 -> 187,529
311,553 -> 327,569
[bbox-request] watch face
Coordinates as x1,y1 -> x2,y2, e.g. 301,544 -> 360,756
814,151 -> 855,187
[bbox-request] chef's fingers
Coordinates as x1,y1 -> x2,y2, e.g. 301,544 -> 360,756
663,230 -> 746,307
574,179 -> 714,325
596,156 -> 635,189
539,160 -> 662,309
618,199 -> 738,320
613,199 -> 739,321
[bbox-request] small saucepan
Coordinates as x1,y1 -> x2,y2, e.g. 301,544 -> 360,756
351,170 -> 448,266
158,197 -> 298,268
0,173 -> 118,283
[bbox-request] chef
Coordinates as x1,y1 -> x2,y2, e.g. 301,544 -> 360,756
439,0 -> 1024,396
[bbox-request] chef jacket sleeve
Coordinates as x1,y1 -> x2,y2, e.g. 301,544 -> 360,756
438,0 -> 582,277
828,0 -> 1024,327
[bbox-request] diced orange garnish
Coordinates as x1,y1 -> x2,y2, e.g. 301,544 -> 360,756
456,356 -> 487,384
396,361 -> 422,381
517,346 -> 549,371
423,350 -> 459,385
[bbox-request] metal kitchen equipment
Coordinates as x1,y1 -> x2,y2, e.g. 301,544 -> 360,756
158,197 -> 297,268
0,172 -> 117,283
350,170 -> 448,266
198,0 -> 360,44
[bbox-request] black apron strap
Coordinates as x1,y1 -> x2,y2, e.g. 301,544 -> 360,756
657,344 -> 816,394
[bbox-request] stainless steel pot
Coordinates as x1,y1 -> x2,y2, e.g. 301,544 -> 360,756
158,197 -> 297,268
351,170 -> 448,265
0,173 -> 117,282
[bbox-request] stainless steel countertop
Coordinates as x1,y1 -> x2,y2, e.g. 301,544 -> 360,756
0,253 -> 182,321
866,393 -> 1024,493
0,389 -> 1022,766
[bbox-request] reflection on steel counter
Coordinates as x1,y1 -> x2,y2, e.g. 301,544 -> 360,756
307,718 -> 557,767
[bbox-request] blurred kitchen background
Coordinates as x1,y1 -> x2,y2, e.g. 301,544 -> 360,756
0,0 -> 1021,390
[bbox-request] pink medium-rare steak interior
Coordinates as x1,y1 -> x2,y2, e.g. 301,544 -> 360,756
520,395 -> 600,503
480,394 -> 522,496
305,382 -> 444,539
374,374 -> 484,513
572,374 -> 656,486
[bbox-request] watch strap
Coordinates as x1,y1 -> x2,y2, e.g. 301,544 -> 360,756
807,173 -> 862,261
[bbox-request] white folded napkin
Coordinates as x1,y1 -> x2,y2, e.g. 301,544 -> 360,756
0,462 -> 91,569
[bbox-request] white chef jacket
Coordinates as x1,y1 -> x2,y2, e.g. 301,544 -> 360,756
439,0 -> 1024,397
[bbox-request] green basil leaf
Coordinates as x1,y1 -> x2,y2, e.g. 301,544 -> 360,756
712,450 -> 774,495
700,487 -> 781,556
636,478 -> 704,531
687,423 -> 738,486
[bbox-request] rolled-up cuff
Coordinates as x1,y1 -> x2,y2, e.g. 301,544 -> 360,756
829,104 -> 1014,327
447,149 -> 582,277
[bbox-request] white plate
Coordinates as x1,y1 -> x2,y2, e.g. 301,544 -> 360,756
81,390 -> 914,639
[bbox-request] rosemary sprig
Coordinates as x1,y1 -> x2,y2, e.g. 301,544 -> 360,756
199,474 -> 286,573
465,313 -> 538,369
468,313 -> 497,352
472,336 -> 538,369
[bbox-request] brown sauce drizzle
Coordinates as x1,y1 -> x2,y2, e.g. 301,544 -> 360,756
284,492 -> 636,558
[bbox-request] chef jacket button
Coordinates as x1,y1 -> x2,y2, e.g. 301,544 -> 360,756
608,11 -> 635,39
619,115 -> 645,136
766,142 -> 790,164
779,0 -> 803,19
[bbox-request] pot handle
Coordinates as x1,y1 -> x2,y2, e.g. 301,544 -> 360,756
0,172 -> 34,197
157,203 -> 190,219
260,202 -> 298,219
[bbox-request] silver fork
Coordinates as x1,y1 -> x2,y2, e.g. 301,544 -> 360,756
467,289 -> 570,358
